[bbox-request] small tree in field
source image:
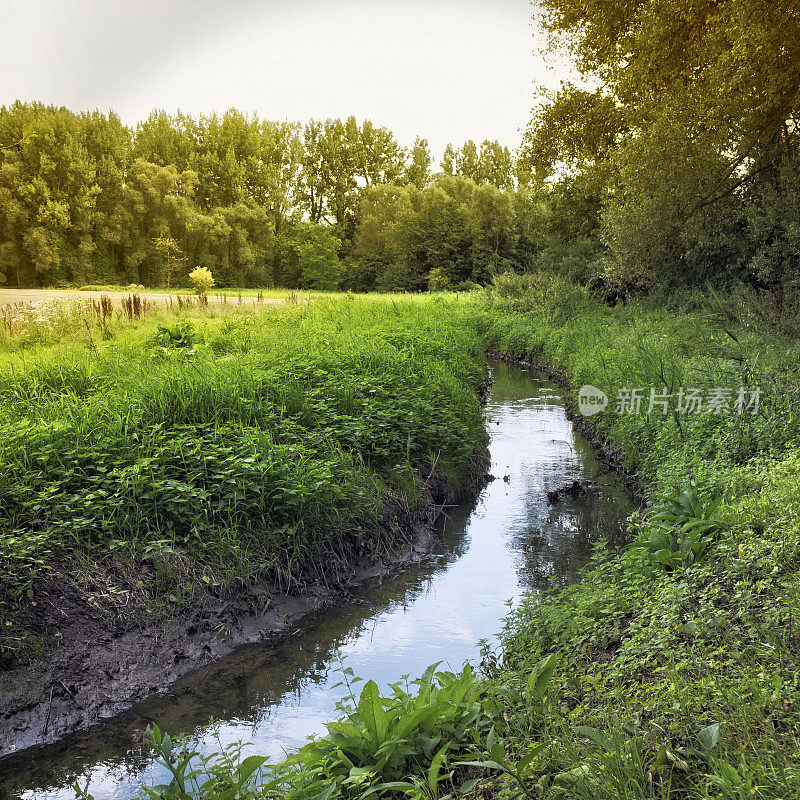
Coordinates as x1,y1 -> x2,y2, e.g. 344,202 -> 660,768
153,235 -> 186,289
189,266 -> 215,299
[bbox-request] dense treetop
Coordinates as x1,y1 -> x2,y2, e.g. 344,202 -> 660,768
520,0 -> 800,311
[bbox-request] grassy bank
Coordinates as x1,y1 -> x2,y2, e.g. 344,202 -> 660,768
130,280 -> 800,800
0,295 -> 489,664
464,278 -> 800,799
10,281 -> 800,799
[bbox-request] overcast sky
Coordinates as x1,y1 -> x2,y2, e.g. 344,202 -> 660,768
0,0 -> 569,160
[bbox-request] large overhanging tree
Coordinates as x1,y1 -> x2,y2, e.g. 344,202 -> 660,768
521,0 -> 800,289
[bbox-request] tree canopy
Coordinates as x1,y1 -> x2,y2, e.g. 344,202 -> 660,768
0,102 -> 524,290
519,0 -> 800,303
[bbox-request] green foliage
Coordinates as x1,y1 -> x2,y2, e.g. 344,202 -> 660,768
108,662 -> 523,800
153,235 -> 187,289
281,224 -> 344,290
74,724 -> 275,800
1,104 -> 521,292
635,483 -> 722,569
151,321 -> 197,352
283,662 -> 497,799
353,175 -> 523,292
189,266 -> 215,296
0,297 -> 488,659
520,0 -> 800,302
469,285 -> 800,798
441,139 -> 515,189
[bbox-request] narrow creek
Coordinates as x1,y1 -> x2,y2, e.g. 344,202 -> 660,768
0,361 -> 635,799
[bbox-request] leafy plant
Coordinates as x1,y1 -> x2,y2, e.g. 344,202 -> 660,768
189,267 -> 215,298
635,482 -> 722,568
282,662 -> 497,799
151,321 -> 197,352
73,724 -> 278,800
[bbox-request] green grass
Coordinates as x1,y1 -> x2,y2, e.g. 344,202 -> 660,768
130,279 -> 800,799
0,295 -> 489,661
12,279 -> 800,799
461,275 -> 800,799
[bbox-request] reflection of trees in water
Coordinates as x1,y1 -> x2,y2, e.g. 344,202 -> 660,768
512,490 -> 633,592
1,496 -> 481,799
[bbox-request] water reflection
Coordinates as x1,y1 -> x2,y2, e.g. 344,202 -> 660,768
0,362 -> 635,799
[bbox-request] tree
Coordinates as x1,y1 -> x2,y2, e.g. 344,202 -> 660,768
743,146 -> 800,321
440,140 -> 514,188
522,0 -> 800,289
405,137 -> 431,188
283,223 -> 343,290
474,183 -> 515,255
441,143 -> 457,176
152,235 -> 186,289
355,184 -> 414,260
476,140 -> 515,189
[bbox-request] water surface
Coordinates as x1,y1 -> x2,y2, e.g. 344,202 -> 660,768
0,362 -> 635,799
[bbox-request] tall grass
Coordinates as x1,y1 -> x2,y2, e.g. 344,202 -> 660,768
0,295 -> 488,655
462,275 -> 800,798
17,280 -> 800,799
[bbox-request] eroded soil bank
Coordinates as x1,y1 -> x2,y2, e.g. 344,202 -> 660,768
0,457 -> 489,758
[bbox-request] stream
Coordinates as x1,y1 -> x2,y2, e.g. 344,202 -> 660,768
0,361 -> 635,799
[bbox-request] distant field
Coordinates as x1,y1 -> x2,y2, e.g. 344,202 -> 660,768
76,285 -> 328,299
0,287 -> 291,306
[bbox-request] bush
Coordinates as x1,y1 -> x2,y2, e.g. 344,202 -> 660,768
188,267 -> 215,296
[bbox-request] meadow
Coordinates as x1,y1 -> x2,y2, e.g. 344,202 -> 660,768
0,293 -> 489,664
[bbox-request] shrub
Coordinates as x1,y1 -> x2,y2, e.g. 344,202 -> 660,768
188,267 -> 215,296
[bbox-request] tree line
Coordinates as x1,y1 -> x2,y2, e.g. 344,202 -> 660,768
0,103 -> 531,290
3,0 -> 798,306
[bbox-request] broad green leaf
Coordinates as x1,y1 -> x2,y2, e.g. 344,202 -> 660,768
357,680 -> 389,746
427,743 -> 450,793
527,653 -> 557,702
237,754 -> 267,783
698,722 -> 721,751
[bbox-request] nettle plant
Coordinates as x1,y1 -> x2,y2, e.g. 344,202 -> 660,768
635,481 -> 722,569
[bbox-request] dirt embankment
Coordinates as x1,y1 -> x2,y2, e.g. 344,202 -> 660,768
0,455 -> 491,759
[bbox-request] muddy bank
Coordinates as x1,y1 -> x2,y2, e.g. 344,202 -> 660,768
0,456 -> 490,759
